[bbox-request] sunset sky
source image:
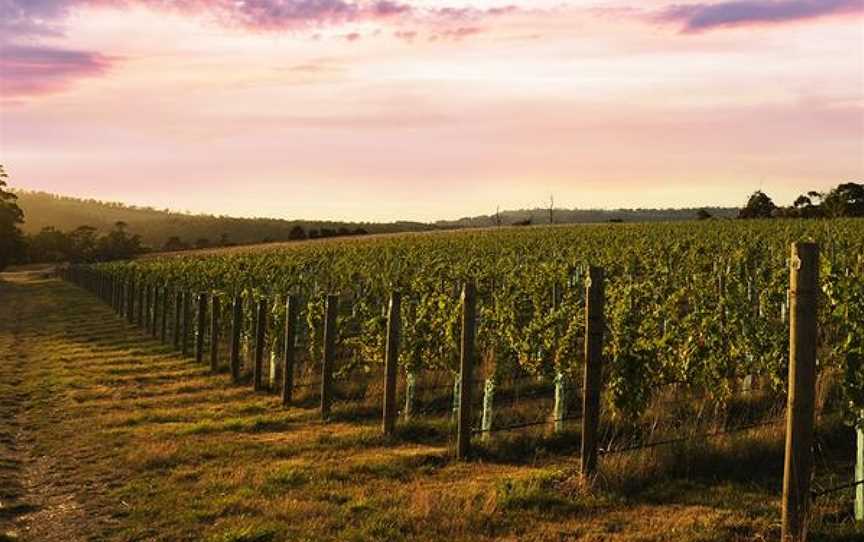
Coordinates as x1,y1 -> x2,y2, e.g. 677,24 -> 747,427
1,0 -> 862,222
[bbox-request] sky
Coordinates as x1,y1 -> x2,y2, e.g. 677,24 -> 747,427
1,0 -> 863,222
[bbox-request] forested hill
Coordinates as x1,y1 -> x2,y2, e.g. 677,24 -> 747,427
13,191 -> 433,249
436,206 -> 739,228
13,190 -> 742,252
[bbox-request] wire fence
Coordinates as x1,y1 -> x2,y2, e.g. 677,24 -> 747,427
812,479 -> 864,500
598,416 -> 787,456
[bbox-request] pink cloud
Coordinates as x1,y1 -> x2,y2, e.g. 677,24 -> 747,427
2,1 -> 517,35
430,26 -> 485,41
656,0 -> 864,32
0,44 -> 113,97
393,29 -> 418,42
1,0 -> 520,97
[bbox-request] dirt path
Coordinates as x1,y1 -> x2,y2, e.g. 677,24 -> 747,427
0,277 -> 31,540
0,273 -> 100,541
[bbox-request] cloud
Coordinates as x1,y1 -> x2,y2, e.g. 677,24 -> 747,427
1,1 -> 517,35
393,30 -> 418,42
430,26 -> 485,41
0,0 -> 70,38
0,44 -> 113,96
0,1 -> 518,97
656,0 -> 864,32
189,0 -> 410,31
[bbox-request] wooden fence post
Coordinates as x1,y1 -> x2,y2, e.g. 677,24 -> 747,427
456,282 -> 477,460
782,242 -> 819,542
254,298 -> 267,391
282,294 -> 298,406
581,266 -> 605,480
383,291 -> 401,435
321,294 -> 338,420
181,291 -> 191,357
144,285 -> 152,333
150,285 -> 159,337
230,295 -> 243,383
196,293 -> 207,363
127,280 -> 135,324
160,286 -> 168,343
210,296 -> 221,373
137,283 -> 145,327
173,290 -> 182,349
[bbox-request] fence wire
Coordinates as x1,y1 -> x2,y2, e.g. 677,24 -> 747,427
599,416 -> 786,456
472,414 -> 583,435
811,479 -> 864,500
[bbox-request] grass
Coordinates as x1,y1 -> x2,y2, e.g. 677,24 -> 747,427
0,272 -> 862,541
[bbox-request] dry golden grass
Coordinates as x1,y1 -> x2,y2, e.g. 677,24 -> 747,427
0,273 -> 860,541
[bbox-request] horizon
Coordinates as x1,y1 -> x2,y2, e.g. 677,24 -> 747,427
2,0 -> 863,222
12,186 -> 747,225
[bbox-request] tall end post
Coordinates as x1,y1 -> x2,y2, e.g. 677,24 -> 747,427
456,282 -> 477,460
781,242 -> 819,542
581,266 -> 605,480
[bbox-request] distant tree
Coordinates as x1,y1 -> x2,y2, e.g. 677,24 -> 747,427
163,236 -> 189,252
793,194 -> 812,209
195,237 -> 211,249
0,165 -> 26,270
790,193 -> 822,219
821,182 -> 864,218
352,228 -> 368,236
738,190 -> 776,219
68,225 -> 98,262
696,209 -> 712,221
288,225 -> 307,240
97,222 -> 145,260
513,218 -> 532,227
308,229 -> 320,239
27,227 -> 69,262
218,233 -> 230,246
807,191 -> 823,203
320,228 -> 336,238
337,227 -> 350,236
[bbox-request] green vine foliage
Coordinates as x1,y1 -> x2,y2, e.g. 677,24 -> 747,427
89,219 -> 864,422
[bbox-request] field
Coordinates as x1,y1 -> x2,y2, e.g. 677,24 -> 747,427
3,220 -> 864,541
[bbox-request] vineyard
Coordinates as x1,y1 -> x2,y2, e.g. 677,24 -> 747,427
62,219 -> 864,540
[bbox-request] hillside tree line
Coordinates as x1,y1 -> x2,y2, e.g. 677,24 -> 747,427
739,183 -> 864,219
0,163 -> 861,272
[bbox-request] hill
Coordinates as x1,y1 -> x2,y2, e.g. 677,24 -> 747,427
13,190 -> 434,249
436,206 -> 739,228
13,190 -> 740,254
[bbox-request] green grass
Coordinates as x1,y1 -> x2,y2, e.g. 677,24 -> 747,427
0,274 -> 862,541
